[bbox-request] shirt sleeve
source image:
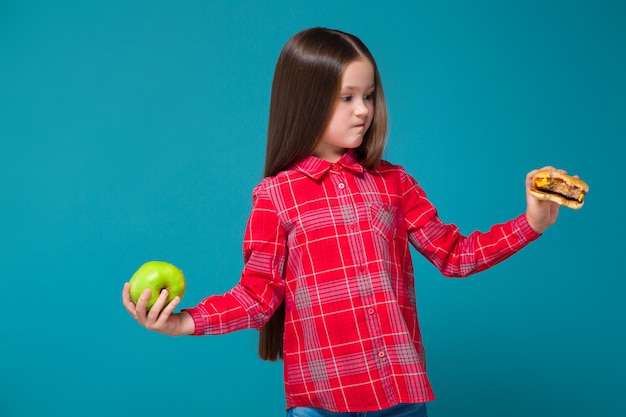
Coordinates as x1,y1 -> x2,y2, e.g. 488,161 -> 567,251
184,180 -> 287,335
399,167 -> 540,277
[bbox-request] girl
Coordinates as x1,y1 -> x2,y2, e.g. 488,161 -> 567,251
123,27 -> 562,416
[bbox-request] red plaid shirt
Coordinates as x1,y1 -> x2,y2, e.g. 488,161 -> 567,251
185,150 -> 539,412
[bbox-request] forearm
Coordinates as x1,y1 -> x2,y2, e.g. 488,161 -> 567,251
184,282 -> 283,336
416,213 -> 540,277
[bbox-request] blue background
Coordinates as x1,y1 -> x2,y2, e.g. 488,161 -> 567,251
1,1 -> 624,416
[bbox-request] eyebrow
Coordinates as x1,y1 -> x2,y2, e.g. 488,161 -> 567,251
341,84 -> 376,91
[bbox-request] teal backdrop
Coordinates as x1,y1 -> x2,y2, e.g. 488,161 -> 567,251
1,1 -> 624,416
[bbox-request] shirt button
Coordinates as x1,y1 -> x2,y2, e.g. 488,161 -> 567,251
378,351 -> 385,358
349,223 -> 356,230
367,308 -> 375,315
358,265 -> 366,272
338,183 -> 345,189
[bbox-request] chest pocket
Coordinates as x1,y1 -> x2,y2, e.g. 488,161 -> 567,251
367,202 -> 399,242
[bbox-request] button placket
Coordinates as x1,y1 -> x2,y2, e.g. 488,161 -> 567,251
332,166 -> 389,370
331,165 -> 346,192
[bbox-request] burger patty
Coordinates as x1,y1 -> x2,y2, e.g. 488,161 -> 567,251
537,178 -> 586,202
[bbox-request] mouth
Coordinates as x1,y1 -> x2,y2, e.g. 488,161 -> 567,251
354,118 -> 370,128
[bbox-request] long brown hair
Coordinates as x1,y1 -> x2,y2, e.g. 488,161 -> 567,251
259,27 -> 389,361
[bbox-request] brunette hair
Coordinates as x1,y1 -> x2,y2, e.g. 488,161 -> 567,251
259,27 -> 389,361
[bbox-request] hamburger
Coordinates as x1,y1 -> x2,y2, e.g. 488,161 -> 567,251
530,169 -> 589,209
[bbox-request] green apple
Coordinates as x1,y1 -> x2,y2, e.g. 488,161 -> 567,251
129,261 -> 186,310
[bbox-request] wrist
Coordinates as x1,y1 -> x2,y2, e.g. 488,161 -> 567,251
178,311 -> 196,335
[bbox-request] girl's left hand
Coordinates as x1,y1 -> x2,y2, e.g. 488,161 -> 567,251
122,282 -> 195,336
525,166 -> 562,234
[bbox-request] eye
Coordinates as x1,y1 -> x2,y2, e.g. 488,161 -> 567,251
340,95 -> 353,102
364,93 -> 375,101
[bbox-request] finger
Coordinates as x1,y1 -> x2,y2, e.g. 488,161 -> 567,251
122,283 -> 139,318
540,165 -> 568,175
157,295 -> 181,325
526,169 -> 541,190
122,282 -> 133,306
122,282 -> 130,302
135,288 -> 152,324
150,296 -> 180,332
146,289 -> 170,323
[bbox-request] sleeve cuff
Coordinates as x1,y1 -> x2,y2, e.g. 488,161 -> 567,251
517,213 -> 542,241
181,305 -> 207,336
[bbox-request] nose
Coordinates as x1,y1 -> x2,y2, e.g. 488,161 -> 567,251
354,99 -> 370,117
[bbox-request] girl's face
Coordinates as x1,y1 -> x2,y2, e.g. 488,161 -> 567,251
313,59 -> 375,163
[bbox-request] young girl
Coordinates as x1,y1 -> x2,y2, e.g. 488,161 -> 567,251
123,27 -> 562,416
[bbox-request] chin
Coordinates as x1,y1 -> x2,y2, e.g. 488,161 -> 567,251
348,137 -> 364,148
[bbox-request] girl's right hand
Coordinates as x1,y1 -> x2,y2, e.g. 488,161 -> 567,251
122,282 -> 195,336
525,166 -> 562,234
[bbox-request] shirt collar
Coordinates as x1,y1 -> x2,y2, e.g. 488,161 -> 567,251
293,149 -> 364,180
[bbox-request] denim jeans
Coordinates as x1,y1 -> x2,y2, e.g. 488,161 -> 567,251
286,403 -> 428,417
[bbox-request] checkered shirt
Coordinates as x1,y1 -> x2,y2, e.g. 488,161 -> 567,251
185,150 -> 539,412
